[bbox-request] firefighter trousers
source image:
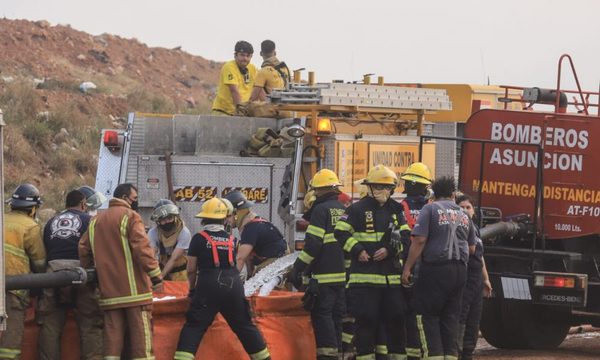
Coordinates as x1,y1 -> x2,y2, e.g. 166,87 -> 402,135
349,286 -> 406,360
311,284 -> 345,359
103,305 -> 154,359
414,261 -> 467,359
458,269 -> 483,360
36,284 -> 103,360
175,268 -> 270,360
0,293 -> 29,360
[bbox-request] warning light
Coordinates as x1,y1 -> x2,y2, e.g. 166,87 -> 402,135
316,118 -> 332,136
103,130 -> 121,152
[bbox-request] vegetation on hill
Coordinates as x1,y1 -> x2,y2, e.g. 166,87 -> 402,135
0,18 -> 219,213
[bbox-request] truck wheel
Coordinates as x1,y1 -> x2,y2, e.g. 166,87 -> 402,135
481,300 -> 570,349
480,299 -> 522,348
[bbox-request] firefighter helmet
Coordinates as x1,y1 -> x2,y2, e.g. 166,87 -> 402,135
151,199 -> 180,222
223,190 -> 254,210
354,179 -> 369,198
7,183 -> 42,208
195,198 -> 229,219
78,186 -> 107,211
220,198 -> 235,216
310,169 -> 342,188
363,165 -> 398,185
401,162 -> 432,185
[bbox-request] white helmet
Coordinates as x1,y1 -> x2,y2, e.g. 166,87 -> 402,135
151,199 -> 180,222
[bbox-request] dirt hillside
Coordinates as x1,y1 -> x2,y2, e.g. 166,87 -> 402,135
0,18 -> 221,212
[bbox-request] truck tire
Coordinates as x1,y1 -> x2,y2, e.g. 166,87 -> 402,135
480,299 -> 522,348
481,300 -> 570,349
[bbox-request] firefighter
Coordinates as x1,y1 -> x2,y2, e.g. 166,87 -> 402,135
77,185 -> 107,216
148,199 -> 192,281
335,165 -> 410,360
79,183 -> 162,359
401,176 -> 476,359
224,190 -> 287,277
0,184 -> 46,360
455,193 -> 492,360
174,198 -> 270,360
399,162 -> 432,360
37,189 -> 103,360
289,169 -> 347,360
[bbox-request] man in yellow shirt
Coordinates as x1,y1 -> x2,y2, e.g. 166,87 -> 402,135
249,40 -> 290,102
212,41 -> 257,116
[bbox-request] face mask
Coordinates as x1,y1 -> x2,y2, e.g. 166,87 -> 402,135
159,221 -> 176,232
130,200 -> 139,211
372,188 -> 392,205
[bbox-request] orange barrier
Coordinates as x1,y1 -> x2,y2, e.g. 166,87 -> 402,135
20,281 -> 316,359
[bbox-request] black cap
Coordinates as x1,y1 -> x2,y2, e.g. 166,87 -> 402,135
235,41 -> 254,54
223,190 -> 254,210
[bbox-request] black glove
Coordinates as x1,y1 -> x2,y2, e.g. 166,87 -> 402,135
287,269 -> 303,290
301,278 -> 319,311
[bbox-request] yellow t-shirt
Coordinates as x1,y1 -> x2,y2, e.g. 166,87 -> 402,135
212,60 -> 257,115
254,64 -> 288,94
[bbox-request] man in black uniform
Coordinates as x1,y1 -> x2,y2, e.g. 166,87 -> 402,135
37,189 -> 103,360
335,165 -> 410,360
289,169 -> 346,360
224,190 -> 287,277
455,193 -> 492,360
399,162 -> 432,360
402,176 -> 476,360
175,198 -> 270,360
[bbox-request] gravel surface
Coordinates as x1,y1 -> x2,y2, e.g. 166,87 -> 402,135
475,327 -> 600,359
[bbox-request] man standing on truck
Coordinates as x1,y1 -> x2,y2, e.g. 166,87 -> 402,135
399,162 -> 432,360
335,165 -> 410,360
289,169 -> 346,360
0,184 -> 46,360
212,40 -> 257,116
148,199 -> 192,281
224,190 -> 287,277
401,176 -> 476,360
37,189 -> 103,360
79,183 -> 163,359
249,40 -> 290,102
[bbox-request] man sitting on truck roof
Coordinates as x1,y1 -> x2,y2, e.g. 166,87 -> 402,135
224,190 -> 288,278
212,40 -> 257,116
249,40 -> 290,102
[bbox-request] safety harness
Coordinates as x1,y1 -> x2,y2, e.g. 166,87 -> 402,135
198,231 -> 235,267
400,199 -> 417,229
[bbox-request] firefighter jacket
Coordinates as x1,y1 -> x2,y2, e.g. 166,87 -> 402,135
334,196 -> 410,287
4,211 -> 46,297
293,194 -> 346,285
79,198 -> 161,310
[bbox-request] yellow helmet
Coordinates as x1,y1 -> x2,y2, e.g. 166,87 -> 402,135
363,165 -> 398,185
195,198 -> 228,219
354,178 -> 368,198
220,198 -> 235,216
401,162 -> 432,185
310,169 -> 342,188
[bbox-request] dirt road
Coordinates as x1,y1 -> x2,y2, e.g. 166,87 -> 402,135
475,327 -> 600,359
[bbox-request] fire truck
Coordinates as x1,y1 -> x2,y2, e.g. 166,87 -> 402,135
423,54 -> 600,349
93,76 -> 461,251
